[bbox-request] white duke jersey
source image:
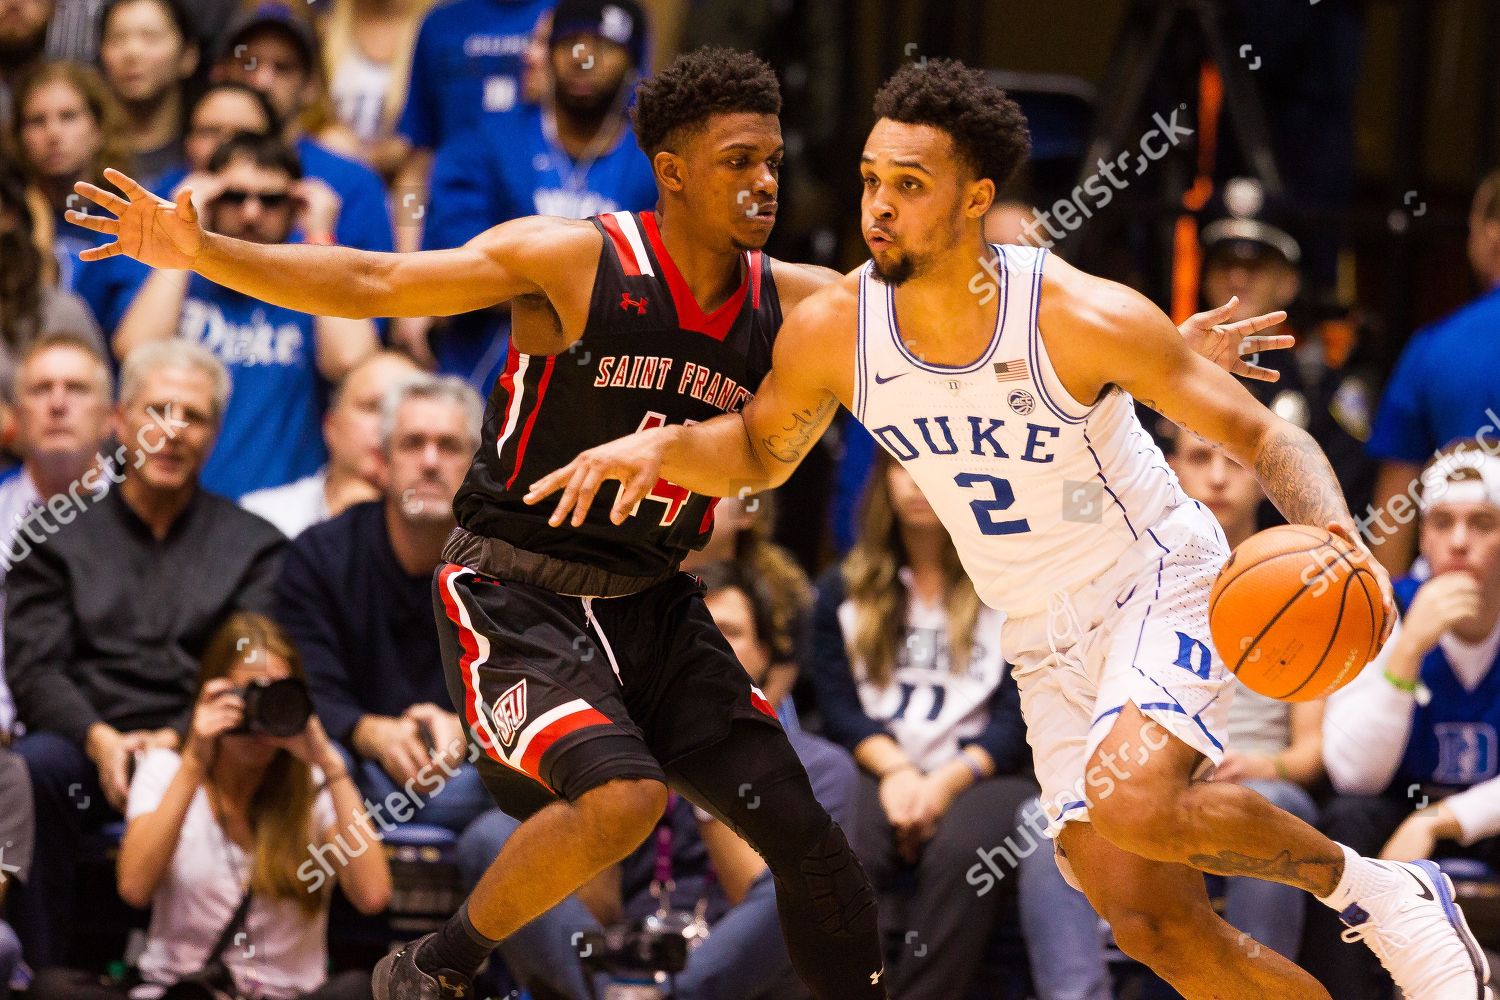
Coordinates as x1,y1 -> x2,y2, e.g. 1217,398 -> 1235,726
852,245 -> 1190,618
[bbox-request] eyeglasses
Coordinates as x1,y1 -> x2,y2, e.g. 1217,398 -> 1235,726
216,188 -> 292,209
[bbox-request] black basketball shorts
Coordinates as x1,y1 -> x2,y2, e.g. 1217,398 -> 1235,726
432,563 -> 783,820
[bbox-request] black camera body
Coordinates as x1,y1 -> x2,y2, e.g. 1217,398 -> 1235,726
576,922 -> 691,978
230,677 -> 312,738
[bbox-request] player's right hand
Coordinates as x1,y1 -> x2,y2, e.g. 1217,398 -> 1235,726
525,426 -> 674,528
1401,571 -> 1482,654
67,167 -> 206,270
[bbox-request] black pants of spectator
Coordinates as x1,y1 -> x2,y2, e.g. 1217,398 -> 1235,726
1300,794 -> 1500,1000
27,967 -> 375,1000
8,731 -> 120,967
849,771 -> 1038,1000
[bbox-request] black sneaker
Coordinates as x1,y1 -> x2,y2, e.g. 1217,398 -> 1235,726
372,934 -> 473,1000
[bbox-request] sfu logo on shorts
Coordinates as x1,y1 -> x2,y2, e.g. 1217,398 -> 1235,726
491,679 -> 529,748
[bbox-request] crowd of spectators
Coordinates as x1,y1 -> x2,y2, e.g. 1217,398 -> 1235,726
0,1 -> 1497,999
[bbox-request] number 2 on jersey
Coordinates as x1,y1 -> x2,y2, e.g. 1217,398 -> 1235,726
954,473 -> 1031,536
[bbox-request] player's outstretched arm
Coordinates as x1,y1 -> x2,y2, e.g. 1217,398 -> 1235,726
1045,260 -> 1395,640
525,286 -> 853,527
67,168 -> 590,320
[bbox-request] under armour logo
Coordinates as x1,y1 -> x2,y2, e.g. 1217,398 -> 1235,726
620,292 -> 648,315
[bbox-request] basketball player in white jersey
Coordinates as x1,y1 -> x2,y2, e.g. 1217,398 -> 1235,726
530,60 -> 1491,999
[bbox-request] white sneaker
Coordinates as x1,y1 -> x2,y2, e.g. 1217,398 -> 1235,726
1339,860 -> 1492,1000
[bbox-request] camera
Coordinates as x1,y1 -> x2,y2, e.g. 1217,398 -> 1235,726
576,920 -> 693,980
229,677 -> 312,738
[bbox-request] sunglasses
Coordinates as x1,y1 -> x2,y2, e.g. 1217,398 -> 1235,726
216,188 -> 293,209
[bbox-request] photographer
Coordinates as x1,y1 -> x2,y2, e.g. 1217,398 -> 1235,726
28,612 -> 390,1000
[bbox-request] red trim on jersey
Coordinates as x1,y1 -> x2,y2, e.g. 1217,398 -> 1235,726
504,356 -> 556,490
749,251 -> 763,311
749,687 -> 778,720
599,213 -> 643,276
494,346 -> 523,435
698,496 -> 721,534
436,564 -> 554,790
639,211 -> 748,341
517,706 -> 613,778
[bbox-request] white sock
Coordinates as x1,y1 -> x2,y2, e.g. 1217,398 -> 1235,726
1321,844 -> 1396,910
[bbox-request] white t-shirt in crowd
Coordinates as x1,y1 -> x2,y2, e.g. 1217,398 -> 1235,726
329,46 -> 395,144
240,469 -> 329,539
127,749 -> 337,1000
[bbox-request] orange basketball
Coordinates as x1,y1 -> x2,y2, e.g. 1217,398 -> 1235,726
1208,525 -> 1386,702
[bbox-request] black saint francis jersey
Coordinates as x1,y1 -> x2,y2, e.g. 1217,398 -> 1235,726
453,210 -> 784,578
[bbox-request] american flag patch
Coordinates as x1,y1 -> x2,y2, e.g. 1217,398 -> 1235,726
993,359 -> 1029,382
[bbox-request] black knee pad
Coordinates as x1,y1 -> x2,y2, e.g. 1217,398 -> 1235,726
791,816 -> 879,939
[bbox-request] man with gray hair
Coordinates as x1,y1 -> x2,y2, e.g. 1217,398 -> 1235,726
275,374 -> 493,835
0,333 -> 114,739
5,339 -> 285,966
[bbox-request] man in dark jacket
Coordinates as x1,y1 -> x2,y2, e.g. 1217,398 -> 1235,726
5,340 -> 285,965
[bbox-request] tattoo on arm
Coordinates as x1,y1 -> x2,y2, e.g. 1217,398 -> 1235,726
761,395 -> 837,464
1188,848 -> 1343,897
1254,424 -> 1352,530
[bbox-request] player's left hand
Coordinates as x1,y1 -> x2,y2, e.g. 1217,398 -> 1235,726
1327,521 -> 1397,648
525,427 -> 674,527
1179,297 -> 1292,383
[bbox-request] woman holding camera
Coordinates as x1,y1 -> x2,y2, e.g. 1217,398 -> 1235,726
29,613 -> 390,1000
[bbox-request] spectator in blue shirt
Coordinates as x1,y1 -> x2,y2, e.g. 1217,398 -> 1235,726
1368,169 -> 1500,576
210,3 -> 395,257
422,0 -> 655,390
386,0 -> 553,355
10,60 -> 151,340
113,132 -> 377,499
396,0 -> 554,164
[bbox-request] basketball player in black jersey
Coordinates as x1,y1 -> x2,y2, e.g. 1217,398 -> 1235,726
72,45 -> 1293,1000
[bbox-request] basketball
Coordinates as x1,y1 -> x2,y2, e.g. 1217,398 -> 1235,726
1208,525 -> 1386,702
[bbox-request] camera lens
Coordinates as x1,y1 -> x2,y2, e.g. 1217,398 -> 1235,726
251,677 -> 313,737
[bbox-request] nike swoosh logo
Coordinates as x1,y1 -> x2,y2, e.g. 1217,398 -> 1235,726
1114,585 -> 1138,609
874,372 -> 907,384
1385,861 -> 1436,901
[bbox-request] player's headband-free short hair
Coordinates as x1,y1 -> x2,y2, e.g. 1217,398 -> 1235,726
631,46 -> 781,155
871,59 -> 1031,191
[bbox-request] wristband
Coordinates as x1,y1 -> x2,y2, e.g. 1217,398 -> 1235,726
1383,668 -> 1419,693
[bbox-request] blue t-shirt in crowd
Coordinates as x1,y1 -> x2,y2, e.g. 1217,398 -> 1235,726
422,104 -> 657,391
398,0 -> 554,152
1367,285 -> 1500,465
55,210 -> 151,340
179,273 -> 328,500
1391,575 -> 1500,794
425,103 -> 657,249
152,137 -> 393,255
